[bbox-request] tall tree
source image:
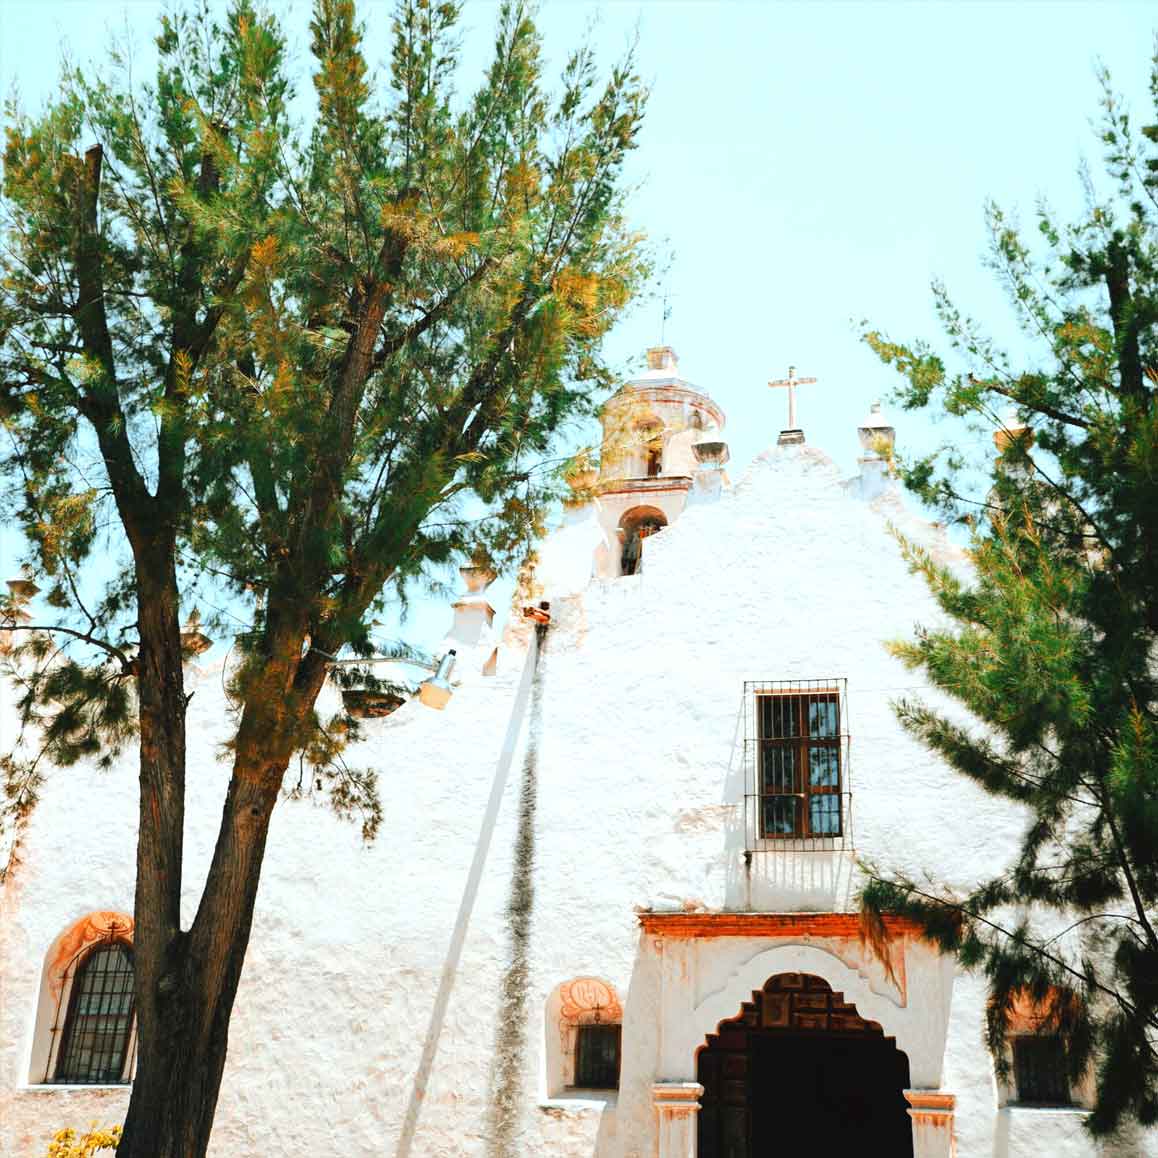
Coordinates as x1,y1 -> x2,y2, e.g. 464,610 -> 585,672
0,1 -> 647,1154
860,61 -> 1158,1134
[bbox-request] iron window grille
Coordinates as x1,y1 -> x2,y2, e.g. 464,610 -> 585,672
574,1024 -> 622,1090
1013,1036 -> 1072,1105
47,939 -> 136,1085
744,679 -> 852,851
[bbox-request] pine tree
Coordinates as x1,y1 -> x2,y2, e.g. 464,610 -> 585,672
860,61 -> 1158,1134
0,2 -> 648,1154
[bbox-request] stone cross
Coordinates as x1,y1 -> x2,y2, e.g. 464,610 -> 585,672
768,365 -> 817,433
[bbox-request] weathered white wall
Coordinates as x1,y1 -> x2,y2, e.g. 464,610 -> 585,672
1,439 -> 1151,1157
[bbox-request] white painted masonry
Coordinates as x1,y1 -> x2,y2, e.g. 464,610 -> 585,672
1,350 -> 1153,1157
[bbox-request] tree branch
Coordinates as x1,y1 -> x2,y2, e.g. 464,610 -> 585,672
0,622 -> 134,671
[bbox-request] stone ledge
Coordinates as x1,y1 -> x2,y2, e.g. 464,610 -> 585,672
652,1081 -> 704,1108
538,1092 -> 617,1115
596,475 -> 693,498
15,1084 -> 130,1094
904,1090 -> 956,1113
1001,1105 -> 1089,1116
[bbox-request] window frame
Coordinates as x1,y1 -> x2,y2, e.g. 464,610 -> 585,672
755,689 -> 843,840
572,1023 -> 622,1091
1011,1034 -> 1073,1107
51,939 -> 136,1086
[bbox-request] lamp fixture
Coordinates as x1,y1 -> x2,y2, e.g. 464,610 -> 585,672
418,649 -> 457,710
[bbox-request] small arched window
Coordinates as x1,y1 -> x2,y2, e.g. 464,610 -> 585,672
630,414 -> 663,479
54,941 -> 136,1084
646,438 -> 663,477
545,977 -> 623,1096
999,986 -> 1084,1108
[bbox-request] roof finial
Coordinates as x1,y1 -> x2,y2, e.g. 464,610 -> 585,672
768,364 -> 818,445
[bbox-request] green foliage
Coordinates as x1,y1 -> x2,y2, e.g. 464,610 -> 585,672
0,0 -> 648,844
860,59 -> 1158,1135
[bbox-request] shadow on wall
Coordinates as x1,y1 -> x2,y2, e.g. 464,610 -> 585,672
588,932 -> 664,1158
990,1109 -> 1149,1158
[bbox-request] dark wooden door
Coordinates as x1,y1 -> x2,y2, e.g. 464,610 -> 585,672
749,1034 -> 913,1154
697,973 -> 913,1158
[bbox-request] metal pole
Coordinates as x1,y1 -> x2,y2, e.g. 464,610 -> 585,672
394,629 -> 544,1158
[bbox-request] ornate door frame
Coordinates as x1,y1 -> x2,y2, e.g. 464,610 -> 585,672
641,912 -> 958,1158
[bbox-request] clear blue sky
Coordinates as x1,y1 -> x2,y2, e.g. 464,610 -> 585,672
1,0 -> 1154,651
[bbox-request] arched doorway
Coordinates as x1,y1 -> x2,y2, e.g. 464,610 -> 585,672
619,506 -> 667,576
696,972 -> 913,1157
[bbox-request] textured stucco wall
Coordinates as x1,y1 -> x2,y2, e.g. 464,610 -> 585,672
1,442 -> 1152,1157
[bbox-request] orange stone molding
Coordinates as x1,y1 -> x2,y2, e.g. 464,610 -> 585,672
652,1081 -> 704,1112
638,911 -> 922,940
48,910 -> 134,1000
904,1090 -> 956,1113
653,1082 -> 704,1158
905,1090 -> 957,1158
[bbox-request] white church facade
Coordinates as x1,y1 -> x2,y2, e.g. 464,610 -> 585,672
1,348 -> 1150,1158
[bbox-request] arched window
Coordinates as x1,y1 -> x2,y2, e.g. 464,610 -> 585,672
545,977 -> 623,1097
645,437 -> 663,477
999,987 -> 1085,1107
30,912 -> 137,1085
54,941 -> 136,1084
630,415 -> 663,479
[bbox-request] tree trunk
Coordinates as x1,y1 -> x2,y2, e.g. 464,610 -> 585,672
113,542 -> 188,1156
118,747 -> 286,1158
118,605 -> 313,1158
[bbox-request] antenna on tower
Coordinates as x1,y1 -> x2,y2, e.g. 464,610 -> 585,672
659,283 -> 672,346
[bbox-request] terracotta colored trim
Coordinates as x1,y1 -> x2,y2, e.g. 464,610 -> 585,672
48,911 -> 135,1001
637,912 -> 922,939
904,1090 -> 956,1113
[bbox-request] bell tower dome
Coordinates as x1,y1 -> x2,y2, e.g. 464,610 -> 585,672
594,346 -> 727,577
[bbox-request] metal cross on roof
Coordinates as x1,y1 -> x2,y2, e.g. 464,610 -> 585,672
768,365 -> 817,433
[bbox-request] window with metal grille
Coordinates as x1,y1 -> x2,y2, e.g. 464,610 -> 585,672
54,942 -> 135,1084
756,689 -> 842,838
574,1024 -> 621,1089
1013,1036 -> 1071,1105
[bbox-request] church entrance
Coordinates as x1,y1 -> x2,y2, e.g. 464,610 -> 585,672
696,972 -> 913,1157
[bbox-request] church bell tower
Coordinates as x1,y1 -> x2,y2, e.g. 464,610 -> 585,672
593,346 -> 727,577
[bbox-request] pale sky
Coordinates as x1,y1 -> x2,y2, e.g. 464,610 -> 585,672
1,0 -> 1154,651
